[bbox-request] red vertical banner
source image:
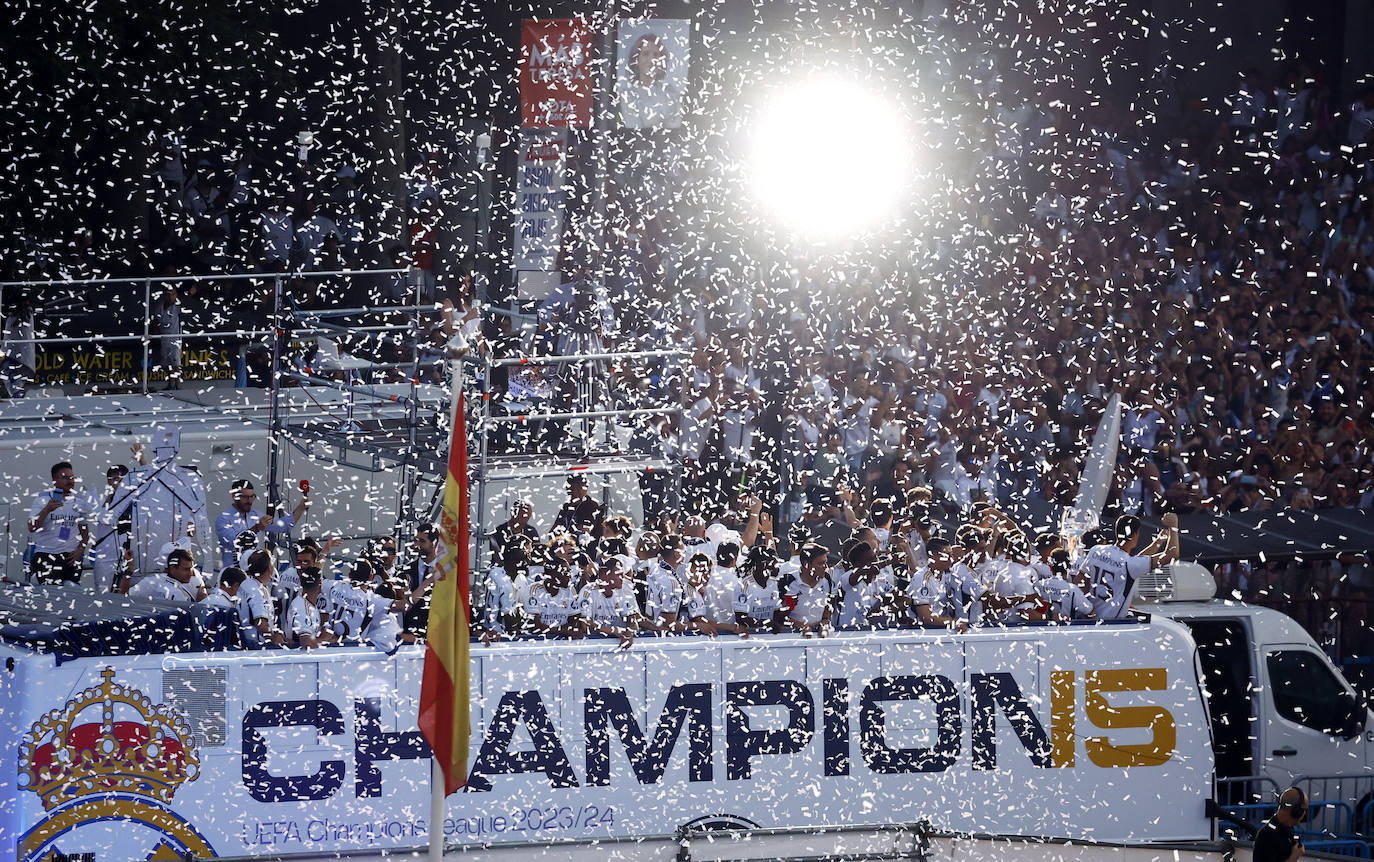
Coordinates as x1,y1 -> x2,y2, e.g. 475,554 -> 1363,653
520,18 -> 595,128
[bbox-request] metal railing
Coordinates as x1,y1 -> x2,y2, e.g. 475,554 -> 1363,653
469,343 -> 687,575
0,269 -> 412,395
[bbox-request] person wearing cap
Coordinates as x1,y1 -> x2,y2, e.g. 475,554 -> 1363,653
489,498 -> 540,556
783,543 -> 833,637
1075,512 -> 1179,620
214,479 -> 310,569
287,567 -> 335,649
552,475 -> 603,535
129,548 -> 208,605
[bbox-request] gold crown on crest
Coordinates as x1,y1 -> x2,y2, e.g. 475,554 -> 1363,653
18,668 -> 200,811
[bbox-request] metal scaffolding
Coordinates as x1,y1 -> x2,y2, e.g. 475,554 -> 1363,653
465,343 -> 686,573
1,268 -> 687,582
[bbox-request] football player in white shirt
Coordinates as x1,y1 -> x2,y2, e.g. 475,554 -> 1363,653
904,538 -> 968,631
867,498 -> 895,551
783,543 -> 833,637
682,552 -> 749,638
644,535 -> 688,632
778,525 -> 811,585
708,541 -> 746,620
236,549 -> 281,647
1077,513 -> 1178,620
199,566 -> 244,609
989,541 -> 1043,625
1036,549 -> 1095,622
129,549 -> 208,605
275,541 -> 320,633
573,558 -> 641,649
527,560 -> 579,637
630,531 -> 661,612
480,541 -> 532,644
1030,532 -> 1063,581
324,560 -> 376,642
899,499 -> 933,573
834,539 -> 885,630
287,569 -> 334,649
735,545 -> 784,634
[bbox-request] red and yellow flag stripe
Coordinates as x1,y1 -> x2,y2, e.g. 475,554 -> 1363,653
419,391 -> 471,795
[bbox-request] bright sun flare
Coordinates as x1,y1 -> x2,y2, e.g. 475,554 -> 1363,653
747,76 -> 912,242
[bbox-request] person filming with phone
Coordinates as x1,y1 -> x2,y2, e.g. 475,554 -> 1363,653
27,461 -> 89,585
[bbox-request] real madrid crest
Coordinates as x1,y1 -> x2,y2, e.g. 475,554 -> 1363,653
16,668 -> 216,862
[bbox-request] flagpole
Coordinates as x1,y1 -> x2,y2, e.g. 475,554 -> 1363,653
429,759 -> 445,861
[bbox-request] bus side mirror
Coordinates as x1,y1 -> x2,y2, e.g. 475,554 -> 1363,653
1337,694 -> 1365,741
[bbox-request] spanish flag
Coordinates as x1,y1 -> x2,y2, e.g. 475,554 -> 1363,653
419,391 -> 471,795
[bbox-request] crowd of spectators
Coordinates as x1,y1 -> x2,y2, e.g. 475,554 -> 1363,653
6,54 -> 1374,620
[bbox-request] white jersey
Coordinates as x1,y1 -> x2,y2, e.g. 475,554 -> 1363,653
946,562 -> 988,626
904,531 -> 930,571
575,585 -> 639,629
325,580 -> 373,639
646,563 -> 685,623
527,584 -> 578,628
784,576 -> 833,626
778,556 -> 801,584
989,563 -> 1039,625
734,577 -> 782,624
483,566 -> 526,632
28,490 -> 88,555
835,569 -> 882,630
198,588 -> 236,611
1037,576 -> 1094,620
1076,544 -> 1152,620
287,595 -> 322,644
238,577 -> 274,626
275,566 -> 303,631
702,567 -> 743,624
907,567 -> 955,621
360,592 -> 405,654
128,571 -> 202,605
